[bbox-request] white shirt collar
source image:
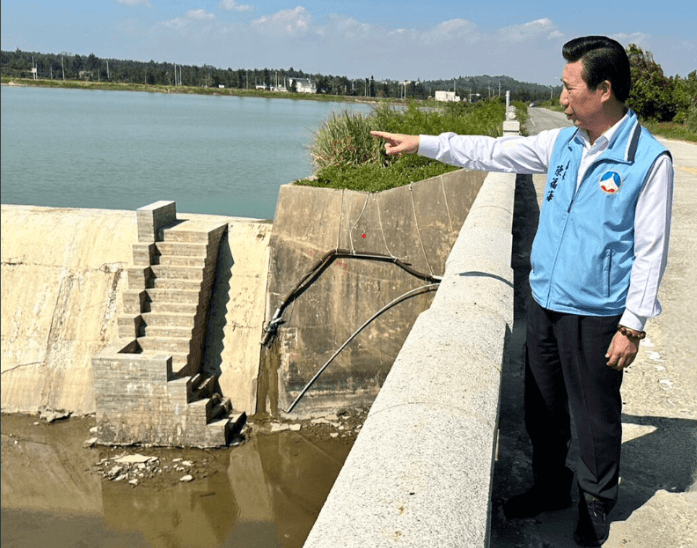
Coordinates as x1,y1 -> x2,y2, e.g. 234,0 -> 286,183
575,111 -> 630,151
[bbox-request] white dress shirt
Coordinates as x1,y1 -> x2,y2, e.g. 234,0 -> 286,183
418,116 -> 674,331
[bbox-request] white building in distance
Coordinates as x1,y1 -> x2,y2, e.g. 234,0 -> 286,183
434,91 -> 460,102
291,78 -> 317,94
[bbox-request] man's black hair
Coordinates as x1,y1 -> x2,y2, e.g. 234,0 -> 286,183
562,36 -> 631,102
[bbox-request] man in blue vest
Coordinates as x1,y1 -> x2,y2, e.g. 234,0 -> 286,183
372,36 -> 673,546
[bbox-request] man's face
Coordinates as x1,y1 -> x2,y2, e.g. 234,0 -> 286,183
560,61 -> 605,131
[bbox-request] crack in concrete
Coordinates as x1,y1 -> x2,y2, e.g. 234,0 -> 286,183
1,361 -> 46,375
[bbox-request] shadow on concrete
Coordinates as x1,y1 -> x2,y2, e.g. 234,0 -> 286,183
202,228 -> 233,385
613,413 -> 697,521
458,271 -> 514,288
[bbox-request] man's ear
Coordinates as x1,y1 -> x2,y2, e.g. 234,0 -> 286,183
599,80 -> 613,102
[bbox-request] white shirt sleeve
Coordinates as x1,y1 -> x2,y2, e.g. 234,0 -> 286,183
619,153 -> 674,331
418,129 -> 561,174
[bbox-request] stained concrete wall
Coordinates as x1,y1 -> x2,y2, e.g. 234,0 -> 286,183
262,169 -> 486,416
304,171 -> 516,548
1,205 -> 270,416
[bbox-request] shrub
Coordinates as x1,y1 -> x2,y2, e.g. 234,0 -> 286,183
302,99 -> 506,191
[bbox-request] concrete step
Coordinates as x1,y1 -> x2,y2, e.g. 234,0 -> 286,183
150,278 -> 203,291
123,289 -> 148,314
210,397 -> 232,422
137,336 -> 193,354
207,412 -> 247,445
147,301 -> 199,315
145,288 -> 201,304
160,222 -> 227,245
156,255 -> 208,268
191,375 -> 216,401
141,312 -> 195,328
168,352 -> 190,376
167,377 -> 192,406
150,265 -> 204,281
187,398 -> 213,427
160,229 -> 211,244
144,325 -> 195,339
155,242 -> 208,257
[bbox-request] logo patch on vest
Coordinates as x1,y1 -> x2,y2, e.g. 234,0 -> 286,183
599,171 -> 623,194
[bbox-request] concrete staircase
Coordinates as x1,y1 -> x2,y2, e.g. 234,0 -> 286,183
93,201 -> 244,447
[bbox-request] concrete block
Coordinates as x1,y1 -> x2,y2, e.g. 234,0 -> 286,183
141,312 -> 196,328
150,265 -> 204,281
122,290 -> 148,314
117,314 -> 143,339
502,120 -> 520,136
126,267 -> 152,291
132,243 -> 156,266
145,288 -> 201,304
155,242 -> 208,257
136,201 -> 176,243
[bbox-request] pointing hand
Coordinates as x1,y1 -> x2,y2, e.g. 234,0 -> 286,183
370,131 -> 420,157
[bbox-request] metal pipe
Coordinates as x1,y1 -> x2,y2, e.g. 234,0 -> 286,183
284,283 -> 440,413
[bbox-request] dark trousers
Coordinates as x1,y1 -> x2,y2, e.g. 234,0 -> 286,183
525,299 -> 624,507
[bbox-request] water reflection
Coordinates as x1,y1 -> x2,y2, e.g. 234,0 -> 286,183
1,415 -> 353,548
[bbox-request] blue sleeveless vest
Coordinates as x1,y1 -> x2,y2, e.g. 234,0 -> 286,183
529,110 -> 670,316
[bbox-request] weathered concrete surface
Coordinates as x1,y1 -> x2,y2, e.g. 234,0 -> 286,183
303,171 -> 515,548
1,206 -> 270,416
490,108 -> 697,548
1,205 -> 134,414
263,169 -> 486,416
202,217 -> 272,415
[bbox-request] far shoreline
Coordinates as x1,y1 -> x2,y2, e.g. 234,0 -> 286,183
1,76 -> 404,107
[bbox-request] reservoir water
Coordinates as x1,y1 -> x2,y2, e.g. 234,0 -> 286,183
0,86 -> 373,220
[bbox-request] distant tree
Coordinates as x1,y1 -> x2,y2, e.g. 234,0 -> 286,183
316,76 -> 330,94
87,53 -> 100,71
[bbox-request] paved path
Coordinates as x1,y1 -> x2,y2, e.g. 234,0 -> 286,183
490,108 -> 697,548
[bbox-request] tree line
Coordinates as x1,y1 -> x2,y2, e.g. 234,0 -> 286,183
1,48 -> 561,102
3,46 -> 693,123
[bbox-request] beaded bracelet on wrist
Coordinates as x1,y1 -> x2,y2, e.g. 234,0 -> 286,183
618,325 -> 646,340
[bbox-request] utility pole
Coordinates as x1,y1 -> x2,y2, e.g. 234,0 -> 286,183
61,57 -> 65,81
106,60 -> 109,80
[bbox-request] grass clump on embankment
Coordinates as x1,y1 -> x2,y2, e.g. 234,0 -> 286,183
298,100 -> 508,192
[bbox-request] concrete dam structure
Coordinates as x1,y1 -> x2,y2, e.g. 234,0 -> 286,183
2,160 -> 514,546
1,168 -> 486,437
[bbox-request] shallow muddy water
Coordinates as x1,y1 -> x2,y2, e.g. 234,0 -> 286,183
1,413 -> 360,548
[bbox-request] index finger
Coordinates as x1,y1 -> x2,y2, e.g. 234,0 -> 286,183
370,131 -> 394,140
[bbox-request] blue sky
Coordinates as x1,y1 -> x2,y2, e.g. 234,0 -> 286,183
2,0 -> 695,85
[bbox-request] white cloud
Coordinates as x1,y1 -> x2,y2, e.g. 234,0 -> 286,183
159,9 -> 216,32
252,6 -> 312,36
328,15 -> 373,39
498,18 -> 559,43
613,32 -> 650,46
421,19 -> 482,45
219,0 -> 253,12
117,0 -> 152,7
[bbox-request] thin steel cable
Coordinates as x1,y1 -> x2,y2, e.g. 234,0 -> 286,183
441,174 -> 454,233
349,193 -> 370,255
409,182 -> 435,277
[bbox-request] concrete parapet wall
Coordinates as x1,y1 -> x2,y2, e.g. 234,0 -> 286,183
304,171 -> 515,548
